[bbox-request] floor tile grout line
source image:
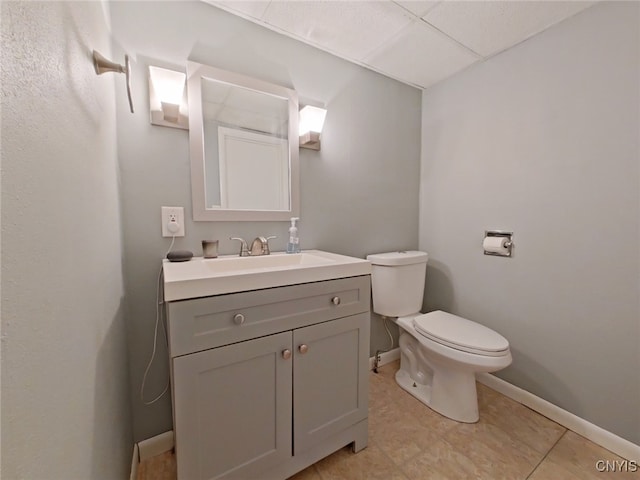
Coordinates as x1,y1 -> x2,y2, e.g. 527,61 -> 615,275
367,407 -> 420,480
370,437 -> 402,473
372,437 -> 413,480
524,429 -> 568,479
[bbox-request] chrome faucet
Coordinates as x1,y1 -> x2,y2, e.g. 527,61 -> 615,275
230,236 -> 276,257
230,237 -> 250,257
250,236 -> 277,256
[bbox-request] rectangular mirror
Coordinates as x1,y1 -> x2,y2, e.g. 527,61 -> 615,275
187,61 -> 300,221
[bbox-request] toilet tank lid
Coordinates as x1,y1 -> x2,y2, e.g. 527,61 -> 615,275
366,251 -> 428,266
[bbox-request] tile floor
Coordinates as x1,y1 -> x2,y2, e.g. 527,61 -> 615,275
137,361 -> 637,480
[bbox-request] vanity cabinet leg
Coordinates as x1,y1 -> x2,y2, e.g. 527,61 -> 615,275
350,423 -> 369,453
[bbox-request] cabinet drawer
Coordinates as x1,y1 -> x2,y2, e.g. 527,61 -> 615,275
167,275 -> 370,357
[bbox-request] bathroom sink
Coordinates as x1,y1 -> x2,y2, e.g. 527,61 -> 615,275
202,250 -> 333,272
163,250 -> 371,301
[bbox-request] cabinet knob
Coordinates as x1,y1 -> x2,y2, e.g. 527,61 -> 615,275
298,344 -> 309,354
331,296 -> 341,305
282,349 -> 292,360
233,313 -> 245,325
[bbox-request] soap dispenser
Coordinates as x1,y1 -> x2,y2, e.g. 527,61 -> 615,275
286,217 -> 300,254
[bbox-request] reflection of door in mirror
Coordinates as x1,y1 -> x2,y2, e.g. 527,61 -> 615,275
188,61 -> 299,221
214,127 -> 288,210
201,76 -> 290,211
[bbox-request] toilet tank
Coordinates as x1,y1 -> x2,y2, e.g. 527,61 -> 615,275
366,251 -> 428,317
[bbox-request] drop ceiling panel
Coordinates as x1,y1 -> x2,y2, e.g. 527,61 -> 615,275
365,20 -> 480,89
261,1 -> 415,59
205,1 -> 598,90
394,0 -> 441,18
207,0 -> 270,19
423,1 -> 597,57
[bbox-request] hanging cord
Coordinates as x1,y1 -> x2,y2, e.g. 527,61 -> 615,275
373,316 -> 395,374
140,236 -> 175,405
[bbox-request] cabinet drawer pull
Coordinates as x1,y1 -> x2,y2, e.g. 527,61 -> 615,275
298,344 -> 309,354
331,296 -> 341,305
282,349 -> 292,360
233,313 -> 245,325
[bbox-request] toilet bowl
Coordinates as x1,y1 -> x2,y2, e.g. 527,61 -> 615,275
394,311 -> 511,423
367,251 -> 512,423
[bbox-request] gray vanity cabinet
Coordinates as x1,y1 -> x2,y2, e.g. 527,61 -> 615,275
172,332 -> 293,479
167,275 -> 370,480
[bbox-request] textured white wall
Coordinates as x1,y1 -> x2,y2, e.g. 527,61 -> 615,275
1,2 -> 132,478
420,2 -> 639,444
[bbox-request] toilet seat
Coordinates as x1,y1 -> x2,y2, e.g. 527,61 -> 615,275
413,311 -> 510,357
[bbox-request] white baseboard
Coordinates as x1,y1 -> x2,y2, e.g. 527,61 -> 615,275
369,348 -> 400,370
137,430 -> 175,462
477,372 -> 640,462
129,443 -> 139,480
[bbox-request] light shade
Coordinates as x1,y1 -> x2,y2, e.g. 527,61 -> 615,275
149,66 -> 188,130
299,105 -> 327,150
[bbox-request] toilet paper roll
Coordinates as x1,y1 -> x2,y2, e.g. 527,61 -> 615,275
483,236 -> 509,253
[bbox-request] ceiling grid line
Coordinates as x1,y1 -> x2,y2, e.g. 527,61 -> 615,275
205,0 -> 598,90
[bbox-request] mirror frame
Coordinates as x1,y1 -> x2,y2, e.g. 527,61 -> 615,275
187,61 -> 300,221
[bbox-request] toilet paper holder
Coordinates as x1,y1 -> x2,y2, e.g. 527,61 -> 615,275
484,230 -> 513,257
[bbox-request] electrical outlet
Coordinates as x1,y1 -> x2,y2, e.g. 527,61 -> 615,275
161,206 -> 185,237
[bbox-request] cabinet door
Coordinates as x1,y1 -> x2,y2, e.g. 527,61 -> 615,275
293,313 -> 370,454
173,332 -> 292,480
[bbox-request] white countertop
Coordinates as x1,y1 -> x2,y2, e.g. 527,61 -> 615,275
163,250 -> 371,301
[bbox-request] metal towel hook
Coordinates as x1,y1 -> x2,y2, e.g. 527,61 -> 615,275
93,50 -> 134,113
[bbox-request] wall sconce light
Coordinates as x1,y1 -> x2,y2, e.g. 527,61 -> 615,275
148,66 -> 188,130
299,105 -> 327,150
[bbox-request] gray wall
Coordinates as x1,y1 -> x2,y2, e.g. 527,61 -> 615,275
109,1 -> 421,442
1,2 -> 133,478
420,2 -> 639,444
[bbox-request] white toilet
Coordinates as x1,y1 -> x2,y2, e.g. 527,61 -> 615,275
367,251 -> 512,423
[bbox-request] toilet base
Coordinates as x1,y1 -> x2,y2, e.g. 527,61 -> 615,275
395,368 -> 432,409
395,327 -> 481,423
395,366 -> 479,423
